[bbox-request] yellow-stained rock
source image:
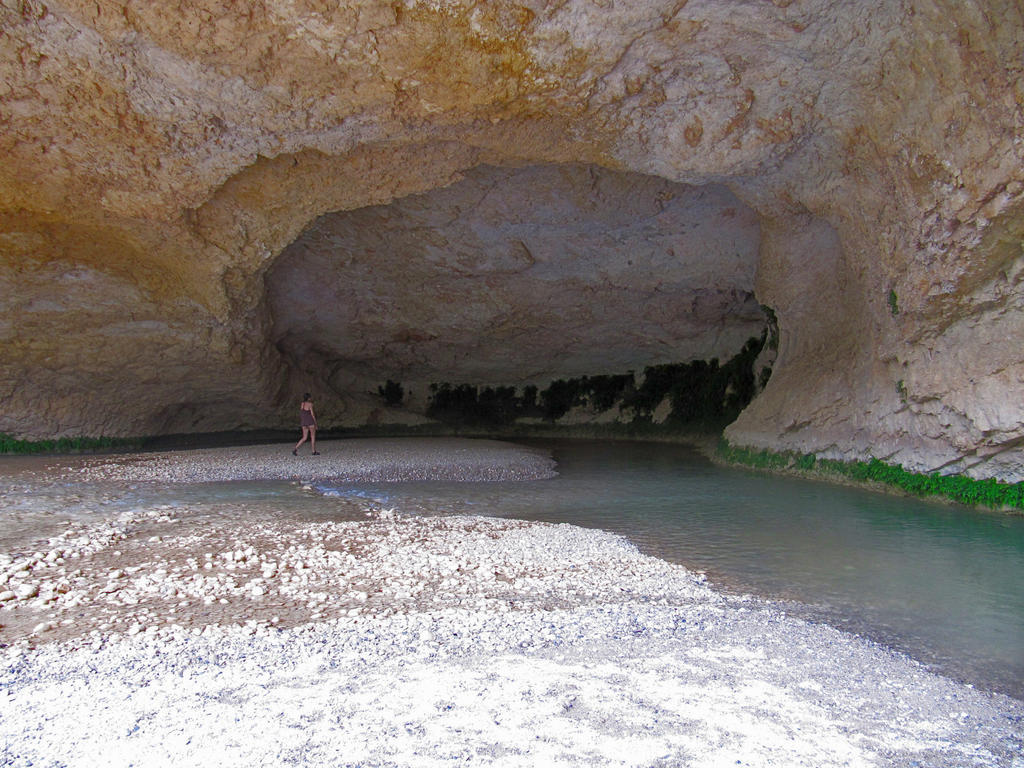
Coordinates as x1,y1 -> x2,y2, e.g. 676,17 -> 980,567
0,0 -> 1021,480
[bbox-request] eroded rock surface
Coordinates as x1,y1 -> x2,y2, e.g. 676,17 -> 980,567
1,0 -> 1022,479
267,165 -> 764,408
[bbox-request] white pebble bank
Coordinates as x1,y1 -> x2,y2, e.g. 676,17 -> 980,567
0,440 -> 1021,767
49,437 -> 558,484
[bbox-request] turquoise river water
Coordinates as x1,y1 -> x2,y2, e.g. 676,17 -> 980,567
1,438 -> 1021,700
318,439 -> 1024,701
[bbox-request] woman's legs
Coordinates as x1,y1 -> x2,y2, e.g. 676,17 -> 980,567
293,427 -> 309,453
310,426 -> 318,454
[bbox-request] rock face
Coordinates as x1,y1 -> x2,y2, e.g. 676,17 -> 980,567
1,0 -> 1022,479
267,165 -> 764,413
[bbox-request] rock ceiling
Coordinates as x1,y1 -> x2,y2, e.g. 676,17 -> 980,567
1,0 -> 1022,480
266,165 -> 763,397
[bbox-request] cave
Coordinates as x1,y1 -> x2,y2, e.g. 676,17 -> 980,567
1,0 -> 1022,480
265,164 -> 766,418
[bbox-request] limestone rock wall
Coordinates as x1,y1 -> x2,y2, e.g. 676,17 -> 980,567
1,0 -> 1022,479
266,164 -> 764,420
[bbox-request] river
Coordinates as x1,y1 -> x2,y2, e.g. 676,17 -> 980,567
317,438 -> 1024,700
1,437 -> 1021,700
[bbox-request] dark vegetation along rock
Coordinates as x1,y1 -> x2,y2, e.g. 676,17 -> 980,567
421,334 -> 766,431
1,0 -> 1022,481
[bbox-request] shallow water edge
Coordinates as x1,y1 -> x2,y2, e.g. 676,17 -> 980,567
2,436 -> 1023,706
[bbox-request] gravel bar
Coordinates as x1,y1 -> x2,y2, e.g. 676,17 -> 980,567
43,437 -> 558,484
0,441 -> 1021,767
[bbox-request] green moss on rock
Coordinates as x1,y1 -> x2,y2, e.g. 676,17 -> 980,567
718,440 -> 1024,512
0,434 -> 138,455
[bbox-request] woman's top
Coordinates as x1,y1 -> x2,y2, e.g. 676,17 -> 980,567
300,403 -> 316,427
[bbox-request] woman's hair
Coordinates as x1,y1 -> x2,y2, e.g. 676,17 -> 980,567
303,393 -> 311,401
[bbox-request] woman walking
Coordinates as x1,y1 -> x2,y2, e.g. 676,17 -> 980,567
292,393 -> 319,455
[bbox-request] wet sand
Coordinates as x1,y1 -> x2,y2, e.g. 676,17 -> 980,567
1,439 -> 1021,767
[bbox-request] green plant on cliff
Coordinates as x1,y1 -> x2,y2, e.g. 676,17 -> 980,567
624,335 -> 763,428
478,386 -> 520,425
426,333 -> 769,431
539,378 -> 584,420
520,385 -> 539,412
377,379 -> 405,406
422,327 -> 772,431
896,379 -> 908,404
887,288 -> 900,316
539,374 -> 634,420
426,383 -> 521,427
0,434 -> 135,455
718,440 -> 1024,511
583,374 -> 635,412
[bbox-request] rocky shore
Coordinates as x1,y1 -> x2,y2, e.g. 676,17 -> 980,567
1,440 -> 1021,767
45,437 -> 560,484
